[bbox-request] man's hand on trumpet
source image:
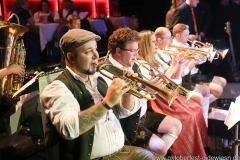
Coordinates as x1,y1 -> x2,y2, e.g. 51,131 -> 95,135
107,68 -> 139,111
201,42 -> 212,49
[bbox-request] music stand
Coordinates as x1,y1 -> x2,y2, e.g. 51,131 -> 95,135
209,83 -> 240,156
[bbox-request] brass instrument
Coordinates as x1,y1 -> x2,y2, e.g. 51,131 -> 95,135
136,62 -> 193,102
163,44 -> 211,61
98,64 -> 178,106
0,14 -> 28,111
188,40 -> 228,60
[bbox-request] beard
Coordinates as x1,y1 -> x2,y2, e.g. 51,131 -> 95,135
77,64 -> 97,75
82,69 -> 96,75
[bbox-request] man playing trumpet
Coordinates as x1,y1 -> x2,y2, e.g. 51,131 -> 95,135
172,24 -> 226,100
101,28 -> 182,156
156,24 -> 226,126
40,29 -> 163,160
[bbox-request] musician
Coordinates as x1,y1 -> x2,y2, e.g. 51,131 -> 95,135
137,29 -> 207,156
160,24 -> 226,126
172,24 -> 226,98
104,28 -> 182,156
40,29 -> 162,160
0,64 -> 25,160
155,26 -> 208,106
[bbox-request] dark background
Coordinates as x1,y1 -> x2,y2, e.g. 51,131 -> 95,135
119,0 -> 221,38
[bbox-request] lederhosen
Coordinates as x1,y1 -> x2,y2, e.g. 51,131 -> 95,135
132,63 -> 166,147
45,69 -> 120,160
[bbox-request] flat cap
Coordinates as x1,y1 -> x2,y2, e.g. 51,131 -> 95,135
59,29 -> 101,53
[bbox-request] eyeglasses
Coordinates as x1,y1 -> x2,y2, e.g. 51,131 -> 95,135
160,36 -> 173,40
121,48 -> 139,54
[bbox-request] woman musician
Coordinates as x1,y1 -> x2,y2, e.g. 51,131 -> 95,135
136,30 -> 207,157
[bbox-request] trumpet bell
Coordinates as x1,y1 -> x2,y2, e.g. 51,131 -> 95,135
218,49 -> 228,59
168,88 -> 178,107
188,39 -> 228,61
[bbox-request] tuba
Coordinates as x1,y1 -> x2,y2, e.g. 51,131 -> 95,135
0,14 -> 28,116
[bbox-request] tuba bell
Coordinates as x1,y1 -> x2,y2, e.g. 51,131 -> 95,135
0,14 -> 28,116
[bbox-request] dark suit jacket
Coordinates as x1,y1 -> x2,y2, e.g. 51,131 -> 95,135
168,2 -> 211,36
196,1 -> 211,35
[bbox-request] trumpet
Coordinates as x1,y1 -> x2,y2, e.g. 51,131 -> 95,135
136,62 -> 193,102
188,40 -> 228,60
98,64 -> 178,106
163,44 -> 211,61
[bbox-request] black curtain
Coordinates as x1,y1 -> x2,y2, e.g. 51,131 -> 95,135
119,0 -> 221,32
119,0 -> 171,31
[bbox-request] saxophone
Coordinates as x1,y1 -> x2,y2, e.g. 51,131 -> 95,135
0,14 -> 29,117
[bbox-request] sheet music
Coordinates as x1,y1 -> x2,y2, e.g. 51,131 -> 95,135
38,70 -> 63,96
208,107 -> 229,121
12,71 -> 45,98
224,96 -> 240,130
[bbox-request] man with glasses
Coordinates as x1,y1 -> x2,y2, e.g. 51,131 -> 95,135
101,27 -> 182,156
155,26 -> 206,106
41,29 -> 163,160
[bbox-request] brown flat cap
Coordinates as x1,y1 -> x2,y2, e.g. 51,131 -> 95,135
59,29 -> 101,54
